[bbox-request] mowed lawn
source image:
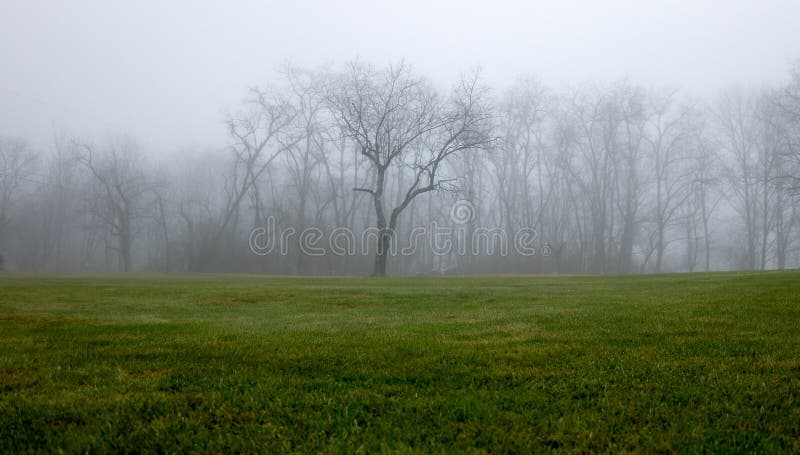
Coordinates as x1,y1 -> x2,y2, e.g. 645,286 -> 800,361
0,272 -> 799,453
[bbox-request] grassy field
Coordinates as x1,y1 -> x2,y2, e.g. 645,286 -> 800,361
0,271 -> 799,453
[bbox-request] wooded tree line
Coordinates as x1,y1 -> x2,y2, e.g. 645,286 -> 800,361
2,60 -> 799,275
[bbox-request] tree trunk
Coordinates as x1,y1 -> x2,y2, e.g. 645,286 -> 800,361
372,228 -> 392,276
370,168 -> 388,276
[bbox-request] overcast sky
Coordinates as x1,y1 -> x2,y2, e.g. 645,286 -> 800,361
2,0 -> 799,154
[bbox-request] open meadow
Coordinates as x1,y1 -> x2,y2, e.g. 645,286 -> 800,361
1,271 -> 799,452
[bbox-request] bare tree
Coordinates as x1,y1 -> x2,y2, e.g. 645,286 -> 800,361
31,133 -> 81,271
772,61 -> 800,192
643,91 -> 695,272
327,62 -> 494,276
612,82 -> 648,273
0,137 -> 38,268
559,85 -> 620,273
684,120 -> 723,272
75,137 -> 154,272
490,77 -> 550,271
283,65 -> 327,274
222,87 -> 297,240
174,149 -> 224,271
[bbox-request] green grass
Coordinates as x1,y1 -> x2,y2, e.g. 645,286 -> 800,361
1,271 -> 799,453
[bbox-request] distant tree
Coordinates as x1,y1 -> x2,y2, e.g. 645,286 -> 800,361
558,85 -> 621,274
75,137 -> 155,272
757,91 -> 798,269
0,137 -> 37,268
683,120 -> 723,272
173,149 -> 226,272
772,60 -> 800,192
713,89 -> 791,270
33,133 -> 81,272
643,91 -> 696,273
282,65 -> 328,274
491,77 -> 551,272
611,82 -> 649,274
221,86 -> 296,245
714,90 -> 762,269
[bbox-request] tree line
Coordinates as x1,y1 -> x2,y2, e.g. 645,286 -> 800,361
1,60 -> 799,275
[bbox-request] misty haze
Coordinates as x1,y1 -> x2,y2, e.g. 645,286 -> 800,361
1,1 -> 799,452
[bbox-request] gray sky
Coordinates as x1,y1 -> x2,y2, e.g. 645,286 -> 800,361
2,0 -> 799,153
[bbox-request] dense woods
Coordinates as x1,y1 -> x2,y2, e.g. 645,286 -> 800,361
2,60 -> 799,275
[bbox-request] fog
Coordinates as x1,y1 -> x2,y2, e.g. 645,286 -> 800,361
1,0 -> 799,275
4,0 -> 799,150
